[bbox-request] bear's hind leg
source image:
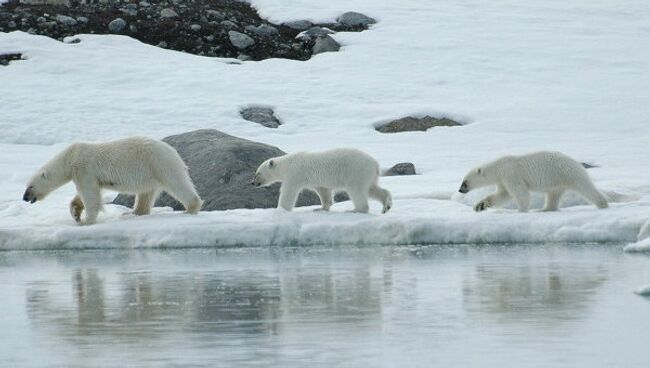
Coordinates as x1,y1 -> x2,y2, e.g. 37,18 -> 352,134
159,177 -> 203,214
347,187 -> 370,214
314,187 -> 333,211
574,182 -> 608,209
369,184 -> 392,214
542,189 -> 564,212
133,189 -> 159,216
69,195 -> 84,223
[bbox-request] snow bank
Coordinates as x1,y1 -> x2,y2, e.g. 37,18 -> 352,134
624,218 -> 650,252
1,0 -> 650,249
1,198 -> 647,250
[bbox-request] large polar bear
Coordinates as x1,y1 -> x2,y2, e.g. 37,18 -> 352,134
458,151 -> 608,212
23,137 -> 203,224
252,148 -> 392,214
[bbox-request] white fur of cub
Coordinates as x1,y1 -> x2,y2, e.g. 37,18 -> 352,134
23,137 -> 203,224
458,151 -> 608,212
253,148 -> 392,214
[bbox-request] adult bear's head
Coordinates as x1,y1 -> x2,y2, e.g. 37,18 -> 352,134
23,170 -> 55,203
23,146 -> 74,204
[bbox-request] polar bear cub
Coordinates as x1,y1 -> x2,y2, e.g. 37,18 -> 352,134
23,137 -> 203,224
253,148 -> 392,214
458,151 -> 608,212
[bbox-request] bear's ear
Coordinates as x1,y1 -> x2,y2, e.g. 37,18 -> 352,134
269,160 -> 274,168
41,171 -> 48,179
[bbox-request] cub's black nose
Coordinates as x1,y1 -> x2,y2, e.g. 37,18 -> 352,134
459,181 -> 469,194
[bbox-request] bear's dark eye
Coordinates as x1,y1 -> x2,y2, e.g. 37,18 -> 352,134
477,168 -> 482,174
41,172 -> 47,179
269,160 -> 274,168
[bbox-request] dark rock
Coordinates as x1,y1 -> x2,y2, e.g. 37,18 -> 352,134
237,53 -> 253,61
283,19 -> 312,31
376,115 -> 462,133
297,26 -> 334,40
0,53 -> 22,66
220,20 -> 238,29
312,35 -> 340,54
160,8 -> 178,19
228,30 -> 255,49
245,24 -> 278,38
384,163 -> 416,176
55,14 -> 76,26
240,106 -> 282,128
205,9 -> 225,21
337,11 -> 376,27
581,162 -> 599,169
108,18 -> 126,33
113,129 -> 332,211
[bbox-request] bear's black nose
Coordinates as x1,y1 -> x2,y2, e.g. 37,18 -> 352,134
23,187 -> 35,203
459,181 -> 468,194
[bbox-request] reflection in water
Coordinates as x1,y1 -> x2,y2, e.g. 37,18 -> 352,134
15,246 -> 643,367
25,264 -> 384,345
462,263 -> 609,324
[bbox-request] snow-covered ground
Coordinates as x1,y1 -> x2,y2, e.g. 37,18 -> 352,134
1,0 -> 649,249
625,218 -> 650,252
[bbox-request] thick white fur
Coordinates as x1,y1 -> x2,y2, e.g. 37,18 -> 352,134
253,148 -> 392,214
26,137 -> 202,224
460,151 -> 608,212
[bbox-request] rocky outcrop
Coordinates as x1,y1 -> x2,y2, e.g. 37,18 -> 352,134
1,0 -> 376,61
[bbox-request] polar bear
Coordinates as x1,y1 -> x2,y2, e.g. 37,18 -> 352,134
23,137 -> 203,224
458,151 -> 608,212
252,148 -> 392,214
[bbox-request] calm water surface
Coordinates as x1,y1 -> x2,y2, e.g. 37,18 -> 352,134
1,244 -> 649,367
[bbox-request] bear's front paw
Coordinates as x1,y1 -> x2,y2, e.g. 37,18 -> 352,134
473,200 -> 490,212
69,203 -> 83,223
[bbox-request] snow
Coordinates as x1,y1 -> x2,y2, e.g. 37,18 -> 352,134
1,0 -> 650,249
624,218 -> 650,252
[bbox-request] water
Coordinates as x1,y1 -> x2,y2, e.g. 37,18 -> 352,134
1,244 -> 649,367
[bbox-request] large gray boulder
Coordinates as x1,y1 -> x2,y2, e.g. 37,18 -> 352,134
113,129 -> 334,211
375,115 -> 462,133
